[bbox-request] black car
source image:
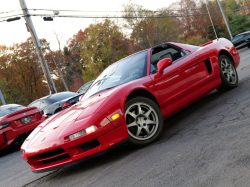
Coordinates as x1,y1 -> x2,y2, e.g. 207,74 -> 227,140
28,92 -> 77,117
231,31 -> 250,49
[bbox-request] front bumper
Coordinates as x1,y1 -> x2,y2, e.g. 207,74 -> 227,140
22,124 -> 129,173
0,116 -> 46,150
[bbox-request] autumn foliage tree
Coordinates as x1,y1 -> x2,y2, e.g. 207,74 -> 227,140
0,38 -> 50,105
122,1 -> 180,51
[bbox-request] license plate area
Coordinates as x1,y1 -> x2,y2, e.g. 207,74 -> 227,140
21,116 -> 32,124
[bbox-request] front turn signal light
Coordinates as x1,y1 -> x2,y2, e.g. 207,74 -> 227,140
111,113 -> 120,121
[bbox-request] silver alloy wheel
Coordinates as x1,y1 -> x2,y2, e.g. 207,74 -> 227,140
221,58 -> 237,85
125,102 -> 159,141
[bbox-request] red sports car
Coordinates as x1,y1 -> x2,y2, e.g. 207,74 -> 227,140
0,104 -> 46,150
21,38 -> 240,173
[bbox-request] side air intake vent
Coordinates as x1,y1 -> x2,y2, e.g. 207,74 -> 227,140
204,59 -> 212,74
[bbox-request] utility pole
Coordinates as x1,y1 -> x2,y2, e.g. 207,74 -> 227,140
217,0 -> 233,39
19,0 -> 57,94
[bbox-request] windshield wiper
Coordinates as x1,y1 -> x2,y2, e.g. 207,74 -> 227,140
90,86 -> 116,97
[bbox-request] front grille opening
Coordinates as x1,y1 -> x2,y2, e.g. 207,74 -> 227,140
81,139 -> 100,151
38,148 -> 65,159
42,153 -> 70,164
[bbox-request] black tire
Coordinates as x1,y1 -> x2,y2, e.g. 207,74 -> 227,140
217,55 -> 238,92
125,97 -> 163,146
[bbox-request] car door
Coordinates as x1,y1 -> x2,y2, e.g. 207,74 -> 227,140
149,45 -> 208,111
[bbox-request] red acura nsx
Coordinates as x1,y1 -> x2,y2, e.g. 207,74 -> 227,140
0,104 -> 46,150
21,38 -> 240,173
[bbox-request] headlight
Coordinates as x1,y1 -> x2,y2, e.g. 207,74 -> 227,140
64,125 -> 97,142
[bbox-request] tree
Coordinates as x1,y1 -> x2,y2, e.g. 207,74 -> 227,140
208,25 -> 230,40
122,1 -> 179,51
63,29 -> 86,90
228,14 -> 250,36
0,38 -> 49,105
80,19 -> 131,82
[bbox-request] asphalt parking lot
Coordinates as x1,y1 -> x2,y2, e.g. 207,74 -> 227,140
1,48 -> 250,187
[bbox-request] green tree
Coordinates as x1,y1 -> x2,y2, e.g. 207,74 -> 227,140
80,19 -> 131,82
208,25 -> 230,40
229,14 -> 250,36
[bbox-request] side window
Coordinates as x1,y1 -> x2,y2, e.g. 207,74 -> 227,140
150,44 -> 185,74
78,82 -> 92,94
40,101 -> 47,109
150,64 -> 157,73
29,101 -> 41,109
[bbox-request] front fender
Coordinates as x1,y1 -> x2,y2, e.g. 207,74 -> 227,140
95,76 -> 164,128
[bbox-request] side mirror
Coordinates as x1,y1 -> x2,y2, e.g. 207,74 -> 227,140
157,58 -> 172,74
79,95 -> 84,101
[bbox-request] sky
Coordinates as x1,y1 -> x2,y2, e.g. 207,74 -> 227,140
0,0 -> 177,50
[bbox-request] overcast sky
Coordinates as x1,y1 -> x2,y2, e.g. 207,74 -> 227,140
0,0 -> 176,50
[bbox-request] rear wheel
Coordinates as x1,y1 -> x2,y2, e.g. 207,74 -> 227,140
125,97 -> 163,146
217,55 -> 238,92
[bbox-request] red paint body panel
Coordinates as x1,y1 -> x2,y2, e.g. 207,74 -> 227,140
21,38 -> 240,172
0,106 -> 46,150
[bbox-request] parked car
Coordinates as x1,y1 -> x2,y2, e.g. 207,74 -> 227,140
21,38 -> 240,173
61,80 -> 94,110
0,104 -> 46,150
231,31 -> 250,49
28,92 -> 77,117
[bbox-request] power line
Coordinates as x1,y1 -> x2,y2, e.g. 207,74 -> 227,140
27,4 -> 239,13
0,6 -> 248,23
27,7 -> 250,19
0,10 -> 22,15
0,14 -> 23,19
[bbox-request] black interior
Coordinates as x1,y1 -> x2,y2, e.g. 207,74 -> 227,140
150,44 -> 185,73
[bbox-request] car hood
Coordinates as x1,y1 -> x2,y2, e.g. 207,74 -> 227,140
21,88 -> 116,154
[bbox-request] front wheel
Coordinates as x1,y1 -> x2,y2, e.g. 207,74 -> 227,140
217,55 -> 238,92
125,97 -> 163,146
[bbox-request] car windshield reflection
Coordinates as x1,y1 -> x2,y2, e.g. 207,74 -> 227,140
83,50 -> 148,99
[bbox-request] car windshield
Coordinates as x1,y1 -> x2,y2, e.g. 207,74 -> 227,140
0,105 -> 26,117
48,92 -> 77,103
83,50 -> 148,99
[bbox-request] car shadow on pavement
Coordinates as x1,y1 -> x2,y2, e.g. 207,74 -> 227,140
0,142 -> 22,158
158,90 -> 224,143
